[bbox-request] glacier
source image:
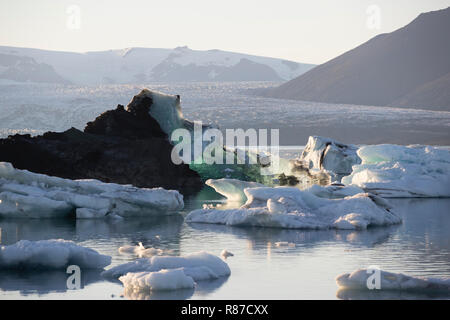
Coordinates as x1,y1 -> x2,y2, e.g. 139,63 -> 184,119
342,144 -> 450,197
336,269 -> 450,292
0,239 -> 111,269
186,184 -> 401,230
0,162 -> 184,218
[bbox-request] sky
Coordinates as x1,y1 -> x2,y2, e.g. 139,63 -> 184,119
0,0 -> 449,64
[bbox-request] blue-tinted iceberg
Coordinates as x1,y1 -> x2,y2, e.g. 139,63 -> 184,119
342,145 -> 450,197
0,162 -> 184,218
0,239 -> 111,269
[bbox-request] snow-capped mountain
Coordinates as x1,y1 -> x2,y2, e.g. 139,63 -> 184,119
0,46 -> 315,84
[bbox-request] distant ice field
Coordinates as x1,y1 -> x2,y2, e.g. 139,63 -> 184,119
0,81 -> 449,145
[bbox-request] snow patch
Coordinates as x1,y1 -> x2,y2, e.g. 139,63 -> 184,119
119,268 -> 195,291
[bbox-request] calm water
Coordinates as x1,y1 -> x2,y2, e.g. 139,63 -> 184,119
0,192 -> 449,300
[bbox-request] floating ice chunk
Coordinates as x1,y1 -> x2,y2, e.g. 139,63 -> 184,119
0,162 -> 184,218
102,251 -> 231,281
119,269 -> 195,292
206,178 -> 265,202
186,186 -> 401,230
336,269 -> 450,291
342,145 -> 450,197
291,136 -> 361,182
220,250 -> 234,259
0,239 -> 111,269
118,243 -> 163,258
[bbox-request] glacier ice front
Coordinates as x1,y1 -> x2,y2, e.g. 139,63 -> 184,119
342,145 -> 450,197
336,269 -> 450,291
0,239 -> 111,269
0,162 -> 184,218
186,182 -> 401,230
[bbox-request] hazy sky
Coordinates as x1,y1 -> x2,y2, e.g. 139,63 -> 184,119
1,0 -> 449,64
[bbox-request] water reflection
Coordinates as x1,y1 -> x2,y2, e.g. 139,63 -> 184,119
187,222 -> 400,250
0,270 -> 104,295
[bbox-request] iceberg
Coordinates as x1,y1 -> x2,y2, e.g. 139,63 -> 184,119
336,269 -> 450,291
118,242 -> 164,258
119,269 -> 195,292
101,251 -> 231,281
0,162 -> 184,218
0,239 -> 111,269
186,185 -> 401,230
205,178 -> 265,202
342,145 -> 450,197
290,136 -> 361,182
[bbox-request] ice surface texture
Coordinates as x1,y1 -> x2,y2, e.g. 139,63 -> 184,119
336,269 -> 450,291
0,162 -> 184,218
295,136 -> 361,179
0,239 -> 111,269
186,182 -> 401,230
342,144 -> 450,197
119,269 -> 195,291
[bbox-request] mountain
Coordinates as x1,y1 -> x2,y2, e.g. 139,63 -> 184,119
0,45 -> 314,84
0,53 -> 70,84
262,7 -> 450,111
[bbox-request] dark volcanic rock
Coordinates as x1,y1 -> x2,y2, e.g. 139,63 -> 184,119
0,92 -> 203,195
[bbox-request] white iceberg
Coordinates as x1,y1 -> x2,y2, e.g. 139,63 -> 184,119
336,269 -> 450,291
102,251 -> 231,281
186,185 -> 401,230
342,145 -> 450,197
0,239 -> 111,269
0,162 -> 184,218
119,269 -> 195,292
291,136 -> 361,182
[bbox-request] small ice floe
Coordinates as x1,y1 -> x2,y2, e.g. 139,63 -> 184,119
0,162 -> 184,219
274,242 -> 296,248
336,269 -> 450,291
102,251 -> 231,281
119,268 -> 195,292
342,144 -> 450,197
206,178 -> 265,202
220,249 -> 234,259
118,242 -> 163,258
186,184 -> 401,230
0,239 -> 111,269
